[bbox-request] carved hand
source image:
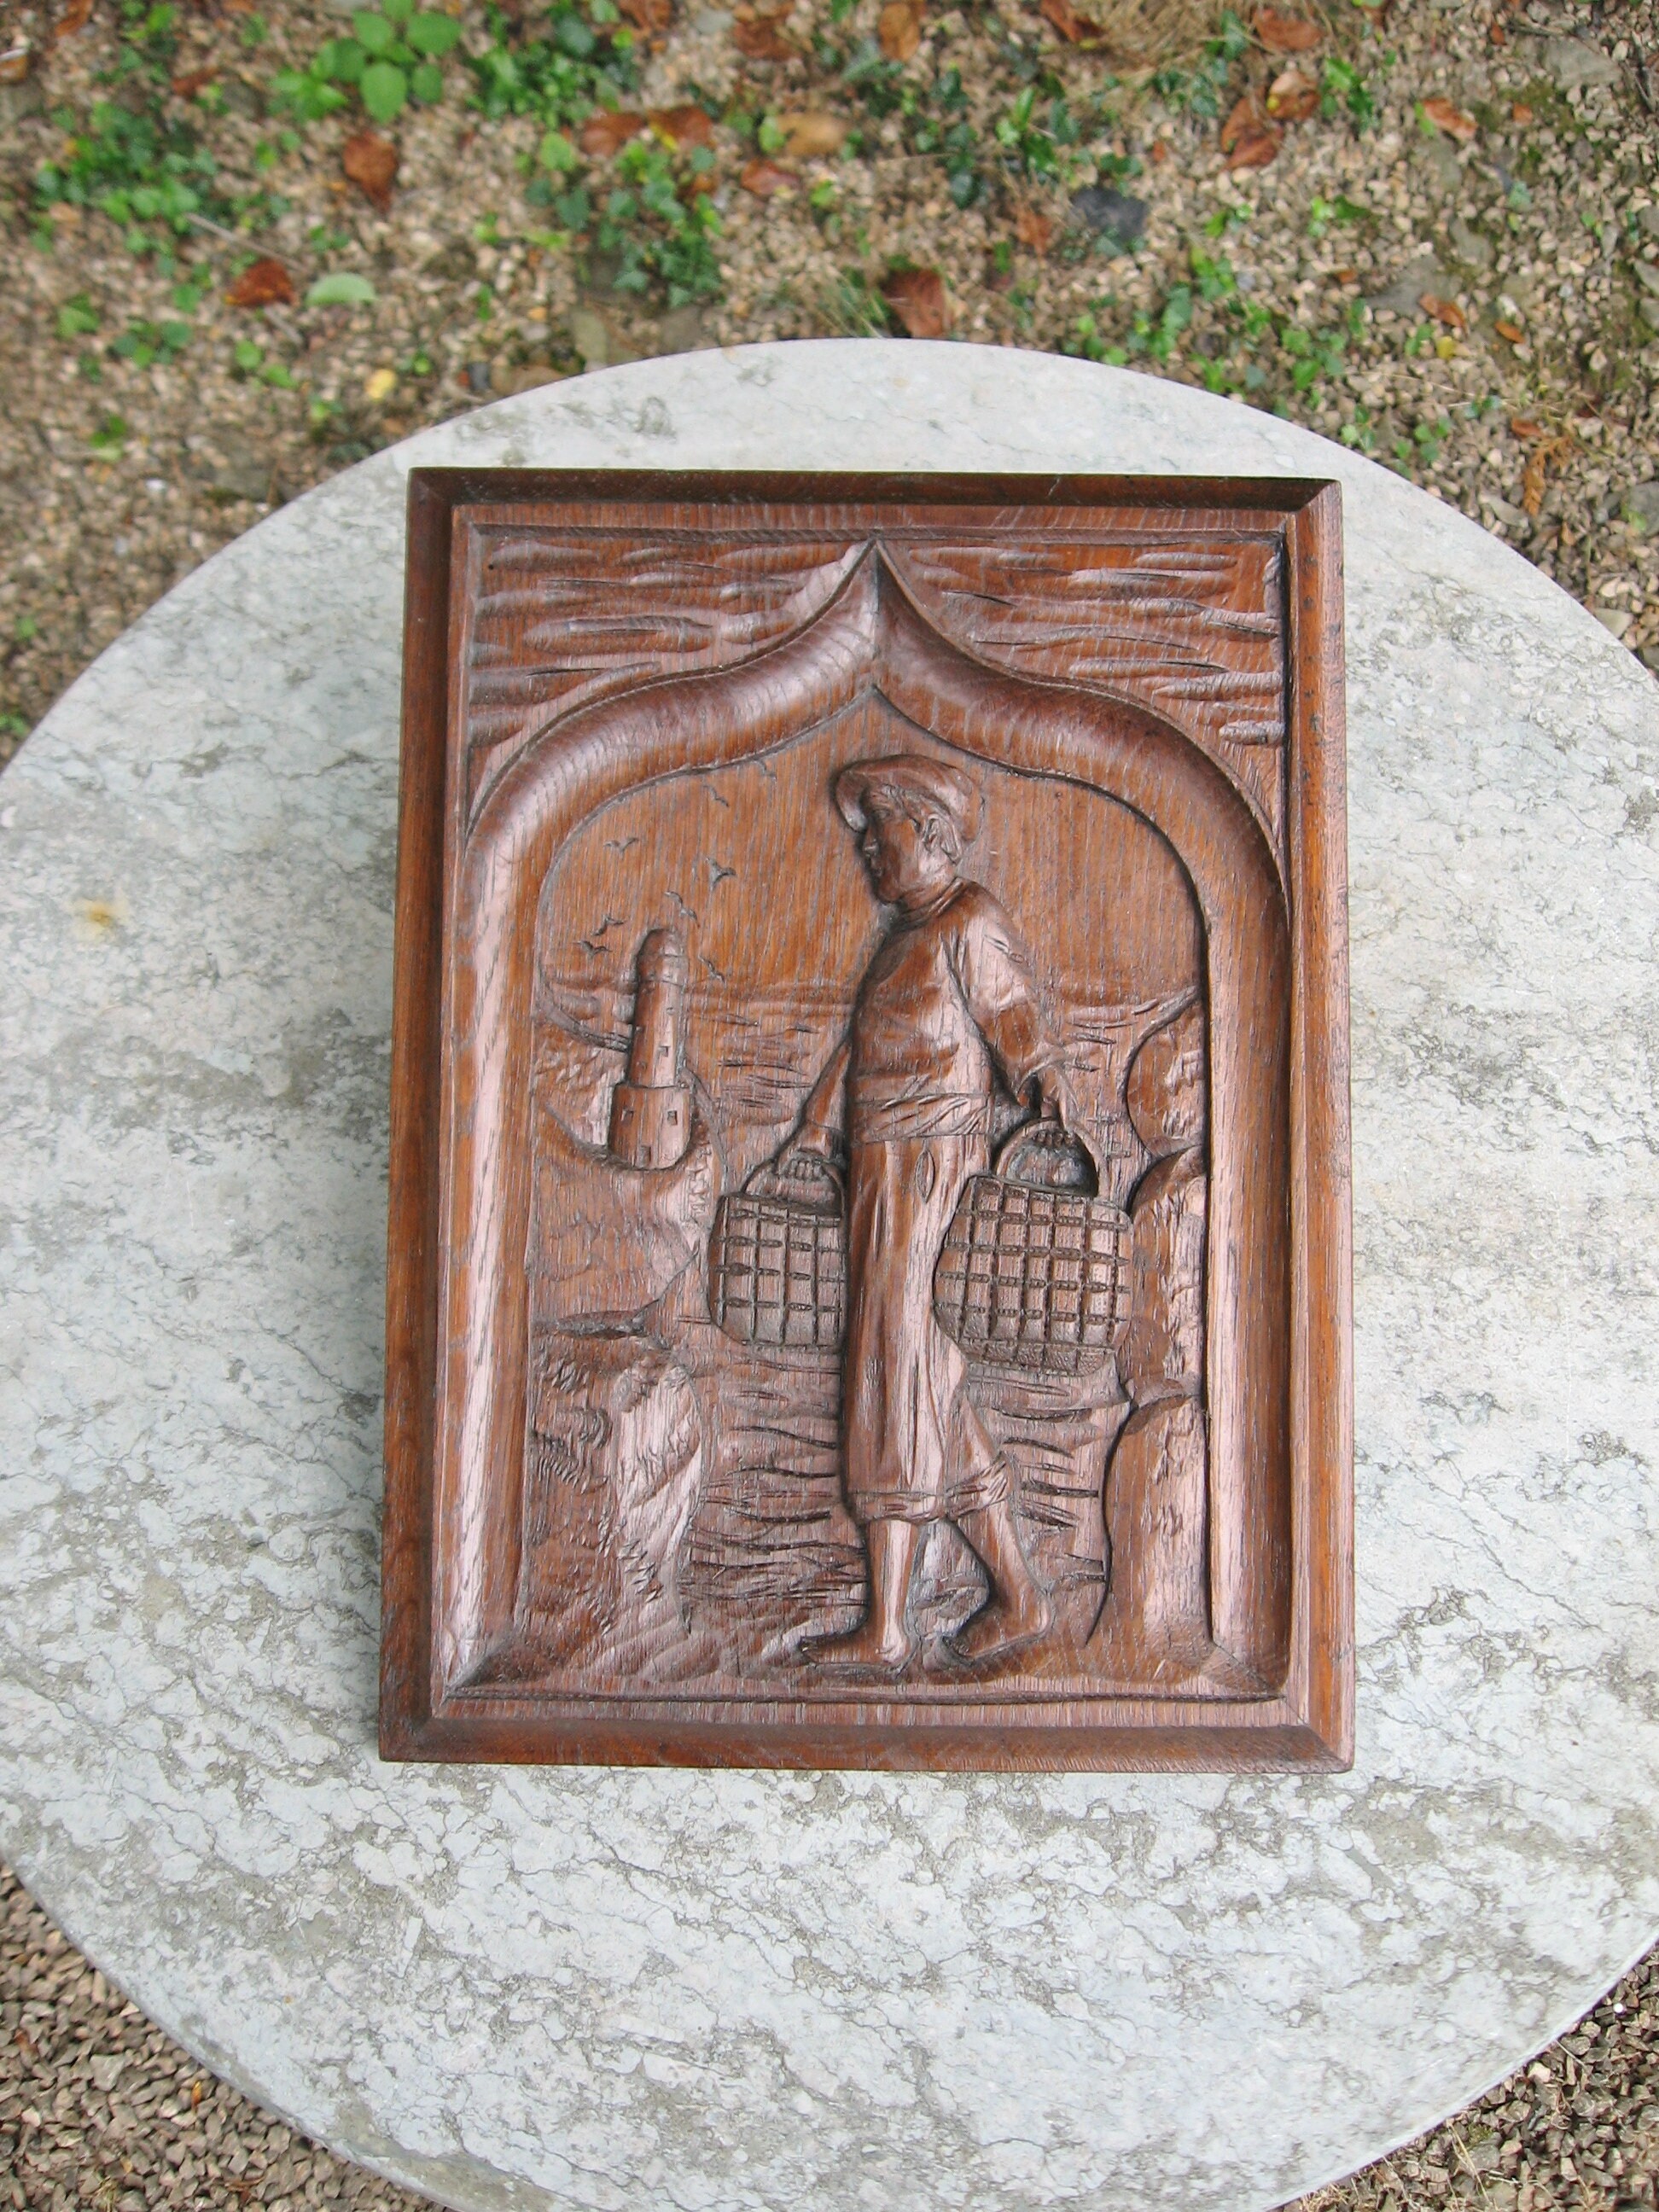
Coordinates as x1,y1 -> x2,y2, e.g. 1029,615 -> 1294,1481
1034,1063 -> 1077,1132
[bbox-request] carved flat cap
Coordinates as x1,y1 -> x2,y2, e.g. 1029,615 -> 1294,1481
833,754 -> 984,846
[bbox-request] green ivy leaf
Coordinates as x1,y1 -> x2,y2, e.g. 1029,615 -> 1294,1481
56,294 -> 100,339
406,13 -> 461,55
358,60 -> 408,119
319,38 -> 368,81
306,271 -> 377,306
410,60 -> 445,101
382,0 -> 415,19
352,11 -> 397,52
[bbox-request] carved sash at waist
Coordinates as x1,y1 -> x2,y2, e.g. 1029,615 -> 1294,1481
847,1089 -> 995,1144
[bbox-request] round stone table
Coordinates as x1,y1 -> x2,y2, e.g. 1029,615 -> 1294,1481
2,342 -> 1656,2212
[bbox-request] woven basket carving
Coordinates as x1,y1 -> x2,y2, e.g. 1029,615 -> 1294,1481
709,1160 -> 845,1350
932,1123 -> 1130,1377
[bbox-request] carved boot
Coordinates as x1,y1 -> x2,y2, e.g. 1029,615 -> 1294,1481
810,1518 -> 918,1669
950,1499 -> 1053,1665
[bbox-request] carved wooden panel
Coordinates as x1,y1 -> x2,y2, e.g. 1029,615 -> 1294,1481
381,472 -> 1352,1772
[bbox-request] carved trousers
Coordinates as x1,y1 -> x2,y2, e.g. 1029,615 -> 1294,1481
841,1134 -> 1010,1526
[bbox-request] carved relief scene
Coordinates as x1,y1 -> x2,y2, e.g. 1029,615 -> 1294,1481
499,705 -> 1217,1691
435,504 -> 1308,1731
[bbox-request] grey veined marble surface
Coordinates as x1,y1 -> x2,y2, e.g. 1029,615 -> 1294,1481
2,342 -> 1656,2212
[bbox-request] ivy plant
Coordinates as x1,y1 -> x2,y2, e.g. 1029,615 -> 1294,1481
272,0 -> 463,125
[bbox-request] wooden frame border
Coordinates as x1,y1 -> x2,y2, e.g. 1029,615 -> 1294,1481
381,470 -> 1352,1773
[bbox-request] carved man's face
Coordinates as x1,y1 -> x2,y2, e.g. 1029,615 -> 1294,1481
858,795 -> 952,905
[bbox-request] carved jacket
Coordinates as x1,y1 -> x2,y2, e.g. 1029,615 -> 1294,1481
801,878 -> 1050,1147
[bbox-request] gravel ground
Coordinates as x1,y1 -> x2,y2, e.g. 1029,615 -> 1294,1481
3,0 -> 1659,2203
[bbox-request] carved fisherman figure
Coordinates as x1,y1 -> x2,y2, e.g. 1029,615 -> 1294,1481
772,754 -> 1067,1668
1095,1001 -> 1210,1677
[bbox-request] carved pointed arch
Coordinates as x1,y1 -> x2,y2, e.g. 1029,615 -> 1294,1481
434,550 -> 1290,1694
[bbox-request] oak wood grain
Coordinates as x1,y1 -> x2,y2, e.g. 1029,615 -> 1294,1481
380,471 -> 1352,1772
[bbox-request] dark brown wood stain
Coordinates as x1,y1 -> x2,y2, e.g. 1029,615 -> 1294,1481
381,471 -> 1353,1772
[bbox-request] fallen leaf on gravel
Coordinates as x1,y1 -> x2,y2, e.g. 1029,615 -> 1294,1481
170,66 -> 217,96
579,110 -> 646,155
1494,318 -> 1524,342
1266,66 -> 1318,119
1418,292 -> 1467,330
341,129 -> 399,213
226,258 -> 295,309
877,0 -> 922,60
648,102 -> 714,148
0,40 -> 32,80
881,266 -> 951,337
1221,96 -> 1281,167
733,14 -> 796,59
1254,8 -> 1319,51
364,367 -> 398,402
777,109 -> 848,157
51,0 -> 93,42
1510,416 -> 1542,439
617,0 -> 673,28
1422,96 -> 1477,141
1511,101 -> 1534,123
740,156 -> 798,195
306,271 -> 376,306
1069,182 -> 1146,247
1220,94 -> 1261,148
1039,0 -> 1103,42
1014,206 -> 1052,253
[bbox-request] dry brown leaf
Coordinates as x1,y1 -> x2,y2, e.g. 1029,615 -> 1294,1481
1418,291 -> 1467,331
0,41 -> 32,81
777,109 -> 848,157
1265,65 -> 1318,119
648,102 -> 715,148
1039,0 -> 1103,43
1494,317 -> 1524,343
881,266 -> 951,337
732,14 -> 796,58
1254,7 -> 1319,51
740,156 -> 798,195
341,128 -> 399,213
1509,416 -> 1542,439
579,109 -> 647,156
1422,96 -> 1477,142
1511,101 -> 1534,124
226,258 -> 296,309
1219,93 -> 1258,150
877,0 -> 923,59
616,0 -> 673,30
1221,93 -> 1281,167
52,0 -> 94,41
169,65 -> 217,96
1013,206 -> 1052,253
1521,433 -> 1573,517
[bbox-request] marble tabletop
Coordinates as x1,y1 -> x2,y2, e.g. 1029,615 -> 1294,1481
1,341 -> 1656,2212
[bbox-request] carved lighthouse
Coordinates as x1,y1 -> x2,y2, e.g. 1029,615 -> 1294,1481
608,927 -> 692,1170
